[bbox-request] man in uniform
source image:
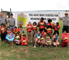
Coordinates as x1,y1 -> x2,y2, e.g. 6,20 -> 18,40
0,12 -> 6,26
0,12 -> 7,41
60,12 -> 69,33
8,14 -> 15,30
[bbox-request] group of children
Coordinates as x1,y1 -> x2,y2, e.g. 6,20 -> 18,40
23,18 -> 69,48
0,24 -> 28,47
33,30 -> 60,48
0,18 -> 69,48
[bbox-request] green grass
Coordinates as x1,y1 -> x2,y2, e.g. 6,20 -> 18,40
0,20 -> 69,60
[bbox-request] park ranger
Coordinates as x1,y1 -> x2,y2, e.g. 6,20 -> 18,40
0,12 -> 6,26
8,14 -> 15,29
59,12 -> 69,33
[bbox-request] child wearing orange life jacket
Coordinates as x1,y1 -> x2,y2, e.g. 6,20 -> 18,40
61,30 -> 69,47
18,26 -> 21,33
0,24 -> 6,42
13,27 -> 16,34
47,26 -> 52,38
38,18 -> 46,33
13,27 -> 18,35
47,19 -> 53,28
41,29 -> 47,39
53,22 -> 60,35
27,22 -> 32,42
32,22 -> 37,37
21,35 -> 28,46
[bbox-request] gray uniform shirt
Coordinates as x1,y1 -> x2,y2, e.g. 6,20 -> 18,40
8,18 -> 15,26
60,17 -> 69,26
0,16 -> 6,25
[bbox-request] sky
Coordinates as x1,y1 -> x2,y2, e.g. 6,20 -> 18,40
0,0 -> 69,12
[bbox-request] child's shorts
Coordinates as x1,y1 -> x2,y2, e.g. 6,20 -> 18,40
41,40 -> 44,42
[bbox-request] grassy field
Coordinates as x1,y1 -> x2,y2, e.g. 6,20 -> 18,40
0,20 -> 69,60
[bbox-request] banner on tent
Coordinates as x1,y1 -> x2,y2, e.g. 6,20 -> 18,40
14,12 -> 59,27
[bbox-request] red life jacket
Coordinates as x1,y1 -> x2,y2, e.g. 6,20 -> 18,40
16,29 -> 18,32
47,28 -> 52,33
62,33 -> 69,42
18,28 -> 20,32
42,31 -> 46,36
13,28 -> 15,33
0,26 -> 5,33
27,24 -> 32,32
15,29 -> 18,35
13,28 -> 19,35
21,36 -> 28,45
62,33 -> 68,39
54,25 -> 60,31
39,21 -> 45,29
33,25 -> 37,30
13,28 -> 18,33
48,23 -> 53,28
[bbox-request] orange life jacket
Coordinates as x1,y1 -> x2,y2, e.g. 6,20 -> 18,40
39,21 -> 45,29
27,24 -> 32,32
16,29 -> 18,32
33,25 -> 37,30
42,31 -> 46,36
48,23 -> 53,28
62,33 -> 69,42
18,28 -> 20,32
47,28 -> 52,33
54,25 -> 60,31
62,33 -> 68,39
21,36 -> 28,45
13,28 -> 18,33
13,28 -> 15,32
0,26 -> 5,33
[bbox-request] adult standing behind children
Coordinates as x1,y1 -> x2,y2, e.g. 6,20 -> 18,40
38,18 -> 46,33
59,12 -> 69,33
8,14 -> 15,30
0,12 -> 6,26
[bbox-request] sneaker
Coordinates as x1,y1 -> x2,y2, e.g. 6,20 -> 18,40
34,46 -> 36,48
